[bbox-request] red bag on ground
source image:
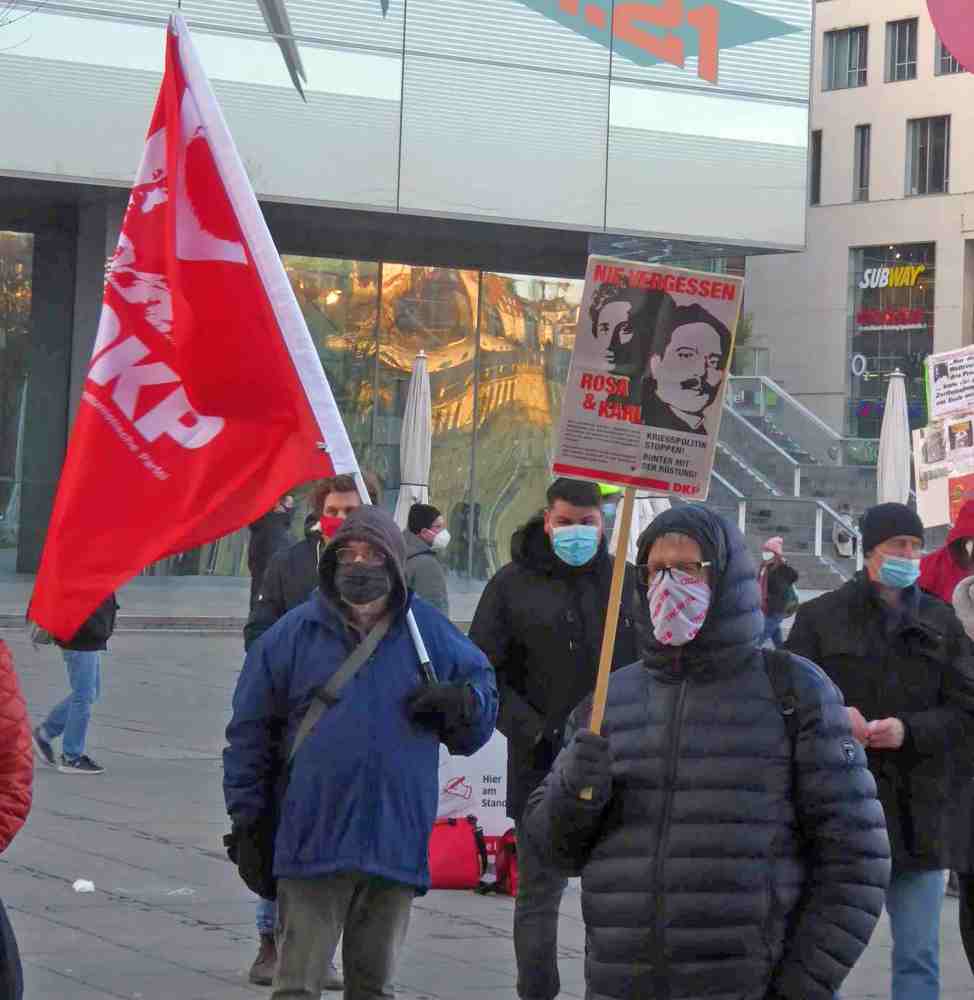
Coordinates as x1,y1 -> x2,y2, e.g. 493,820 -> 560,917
428,816 -> 488,889
494,827 -> 519,897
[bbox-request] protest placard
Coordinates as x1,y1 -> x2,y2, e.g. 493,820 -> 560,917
926,345 -> 974,420
552,256 -> 744,501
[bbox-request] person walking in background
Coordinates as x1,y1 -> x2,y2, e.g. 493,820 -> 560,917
787,503 -> 974,1000
32,594 -> 118,775
919,498 -> 974,601
0,640 -> 33,1000
522,504 -> 890,1000
950,575 -> 974,976
242,471 -> 378,988
247,494 -> 294,612
468,478 -> 637,1000
759,535 -> 798,648
833,501 -> 857,559
403,503 -> 450,617
224,507 -> 497,1000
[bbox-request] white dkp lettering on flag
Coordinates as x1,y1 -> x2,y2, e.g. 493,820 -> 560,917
87,321 -> 224,449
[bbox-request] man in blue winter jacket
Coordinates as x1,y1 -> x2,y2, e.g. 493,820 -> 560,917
224,505 -> 497,999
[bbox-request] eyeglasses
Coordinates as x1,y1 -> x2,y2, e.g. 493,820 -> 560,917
335,548 -> 385,568
637,562 -> 711,587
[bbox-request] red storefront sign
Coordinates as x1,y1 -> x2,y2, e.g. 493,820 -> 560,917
856,307 -> 925,330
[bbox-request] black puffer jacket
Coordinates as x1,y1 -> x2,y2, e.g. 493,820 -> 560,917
58,595 -> 118,652
523,505 -> 890,1000
468,514 -> 638,819
247,509 -> 293,611
244,515 -> 322,651
787,572 -> 974,872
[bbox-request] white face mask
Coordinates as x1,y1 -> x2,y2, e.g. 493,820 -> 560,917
762,551 -> 774,562
431,529 -> 451,552
647,569 -> 711,646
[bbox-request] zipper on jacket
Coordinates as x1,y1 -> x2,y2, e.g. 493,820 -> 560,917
650,676 -> 689,999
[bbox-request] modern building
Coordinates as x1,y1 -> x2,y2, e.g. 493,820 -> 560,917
0,0 -> 813,599
747,0 -> 974,445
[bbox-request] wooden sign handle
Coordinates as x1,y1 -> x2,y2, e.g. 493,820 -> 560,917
580,485 -> 635,800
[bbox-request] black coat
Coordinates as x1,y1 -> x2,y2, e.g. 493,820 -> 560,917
764,561 -> 798,616
468,515 -> 638,820
523,505 -> 890,1000
58,595 -> 118,652
243,517 -> 321,651
247,510 -> 294,611
787,571 -> 974,872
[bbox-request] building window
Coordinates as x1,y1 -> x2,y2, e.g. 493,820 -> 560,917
853,124 -> 870,202
823,27 -> 868,90
810,130 -> 822,205
906,116 -> 950,195
936,35 -> 964,75
886,18 -> 918,82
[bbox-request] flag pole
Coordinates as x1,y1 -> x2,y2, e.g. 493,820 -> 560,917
353,471 -> 436,683
580,484 -> 635,800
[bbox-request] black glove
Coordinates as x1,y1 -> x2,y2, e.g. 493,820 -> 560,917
559,730 -> 612,799
225,819 -> 277,900
407,683 -> 474,733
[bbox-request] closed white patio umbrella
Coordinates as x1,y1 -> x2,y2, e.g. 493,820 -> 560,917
877,369 -> 912,505
393,351 -> 432,528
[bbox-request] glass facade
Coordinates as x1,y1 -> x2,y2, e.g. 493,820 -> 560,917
848,242 -> 935,437
165,257 -> 585,602
289,258 -> 585,587
0,232 -> 32,573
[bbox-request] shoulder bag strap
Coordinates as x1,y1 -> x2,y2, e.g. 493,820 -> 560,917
763,648 -> 800,747
288,615 -> 392,765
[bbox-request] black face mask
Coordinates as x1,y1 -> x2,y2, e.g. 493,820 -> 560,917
334,565 -> 392,606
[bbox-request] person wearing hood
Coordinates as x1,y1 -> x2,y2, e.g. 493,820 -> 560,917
522,504 -> 890,1000
950,576 -> 974,976
759,535 -> 799,649
248,495 -> 295,612
919,498 -> 974,602
224,506 -> 497,1000
468,478 -> 637,1000
403,503 -> 450,617
242,473 -> 378,989
787,502 -> 974,1000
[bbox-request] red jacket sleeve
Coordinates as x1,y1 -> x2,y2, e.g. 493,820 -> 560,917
0,640 -> 33,852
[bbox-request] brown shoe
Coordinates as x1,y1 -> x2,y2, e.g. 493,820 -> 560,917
248,932 -> 277,986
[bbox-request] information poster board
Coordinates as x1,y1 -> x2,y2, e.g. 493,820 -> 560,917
437,732 -> 508,836
552,256 -> 744,500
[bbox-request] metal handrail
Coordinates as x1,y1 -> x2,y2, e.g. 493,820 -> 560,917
730,375 -> 844,441
721,406 -> 800,467
711,470 -> 745,499
733,495 -> 864,572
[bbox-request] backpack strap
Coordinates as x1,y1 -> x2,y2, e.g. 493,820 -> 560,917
288,616 -> 392,765
763,649 -> 800,747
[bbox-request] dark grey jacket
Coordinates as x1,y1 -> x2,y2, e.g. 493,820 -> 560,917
787,573 -> 974,872
403,530 -> 449,617
523,505 -> 890,1000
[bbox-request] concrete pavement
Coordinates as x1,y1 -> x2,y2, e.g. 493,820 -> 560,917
2,630 -> 971,999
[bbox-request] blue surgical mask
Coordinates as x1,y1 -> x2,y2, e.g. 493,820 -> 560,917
878,555 -> 920,589
551,524 -> 600,567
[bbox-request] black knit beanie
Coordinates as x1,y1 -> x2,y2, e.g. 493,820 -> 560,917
861,502 -> 924,554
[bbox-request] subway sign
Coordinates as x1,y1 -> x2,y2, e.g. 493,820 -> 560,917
858,265 -> 927,290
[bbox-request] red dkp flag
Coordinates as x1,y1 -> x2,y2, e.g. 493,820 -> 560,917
29,15 -> 358,640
